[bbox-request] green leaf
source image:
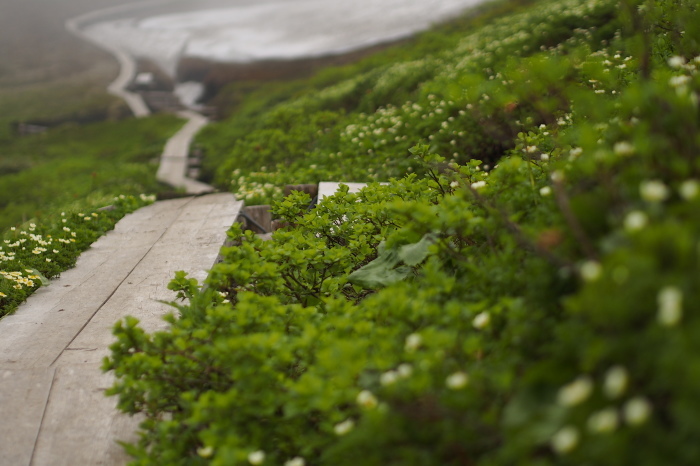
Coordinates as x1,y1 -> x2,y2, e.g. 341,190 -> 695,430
397,233 -> 437,266
348,234 -> 436,288
27,268 -> 50,286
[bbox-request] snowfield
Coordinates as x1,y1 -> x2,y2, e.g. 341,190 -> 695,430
81,0 -> 487,76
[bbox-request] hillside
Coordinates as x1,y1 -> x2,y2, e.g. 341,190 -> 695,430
0,0 -> 187,232
101,0 -> 700,464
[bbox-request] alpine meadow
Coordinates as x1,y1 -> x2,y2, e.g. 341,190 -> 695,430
3,0 -> 700,464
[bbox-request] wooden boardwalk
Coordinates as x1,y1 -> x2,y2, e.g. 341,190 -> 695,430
0,193 -> 243,465
156,111 -> 212,195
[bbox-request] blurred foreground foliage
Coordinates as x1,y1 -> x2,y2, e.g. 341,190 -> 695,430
106,0 -> 700,464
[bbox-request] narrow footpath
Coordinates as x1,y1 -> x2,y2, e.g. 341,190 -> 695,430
0,194 -> 243,465
67,4 -> 215,195
156,110 -> 212,194
0,8 -> 235,465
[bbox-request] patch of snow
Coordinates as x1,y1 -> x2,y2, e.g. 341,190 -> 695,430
82,0 -> 487,77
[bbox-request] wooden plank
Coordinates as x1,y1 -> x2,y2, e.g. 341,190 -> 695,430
31,364 -> 140,466
0,194 -> 241,463
0,368 -> 55,466
156,111 -> 213,194
0,198 -> 193,368
0,247 -> 155,368
56,195 -> 243,366
284,184 -> 318,198
317,181 -> 373,200
241,205 -> 271,234
55,241 -> 215,365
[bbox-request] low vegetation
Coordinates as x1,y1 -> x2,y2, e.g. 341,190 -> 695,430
15,0 -> 697,463
0,115 -> 183,232
0,194 -> 155,316
0,108 -> 183,314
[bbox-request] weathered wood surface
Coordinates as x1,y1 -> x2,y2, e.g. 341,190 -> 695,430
241,205 -> 272,234
156,110 -> 213,195
317,181 -> 373,200
0,193 -> 242,465
0,368 -> 55,466
284,184 -> 318,198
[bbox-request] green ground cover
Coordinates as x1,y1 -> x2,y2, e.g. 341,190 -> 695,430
0,115 -> 183,232
0,114 -> 183,315
0,194 -> 155,316
100,0 -> 700,463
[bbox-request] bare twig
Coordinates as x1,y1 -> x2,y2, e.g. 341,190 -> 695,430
552,179 -> 598,260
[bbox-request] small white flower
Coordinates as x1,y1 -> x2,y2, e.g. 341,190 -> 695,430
540,153 -> 550,161
668,56 -> 687,68
527,145 -> 538,153
539,186 -> 552,197
679,180 -> 699,200
472,311 -> 491,329
397,363 -> 413,378
405,333 -> 422,352
284,457 -> 305,466
551,426 -> 579,454
624,210 -> 648,232
356,390 -> 378,409
446,371 -> 469,390
558,376 -> 593,406
248,450 -> 265,464
334,419 -> 355,436
471,181 -> 487,190
624,397 -> 652,426
551,170 -> 565,183
587,408 -> 619,433
604,366 -> 629,399
569,147 -> 583,158
657,286 -> 683,326
450,180 -> 460,189
380,370 -> 399,386
198,446 -> 215,458
614,141 -> 635,156
669,75 -> 691,88
640,180 -> 670,202
580,261 -> 602,282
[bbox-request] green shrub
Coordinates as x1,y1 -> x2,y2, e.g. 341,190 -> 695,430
105,0 -> 700,464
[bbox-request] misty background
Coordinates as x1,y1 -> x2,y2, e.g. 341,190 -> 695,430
0,0 -> 481,96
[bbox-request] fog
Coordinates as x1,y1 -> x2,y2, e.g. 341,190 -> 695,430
77,0 -> 485,76
1,0 -> 485,88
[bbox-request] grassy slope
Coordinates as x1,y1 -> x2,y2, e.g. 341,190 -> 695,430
0,2 -> 186,308
0,115 -> 184,231
104,0 -> 700,464
0,1 -> 187,231
195,0 -> 577,203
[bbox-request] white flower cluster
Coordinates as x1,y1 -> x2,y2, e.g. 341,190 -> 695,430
0,270 -> 40,290
552,369 -> 652,454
